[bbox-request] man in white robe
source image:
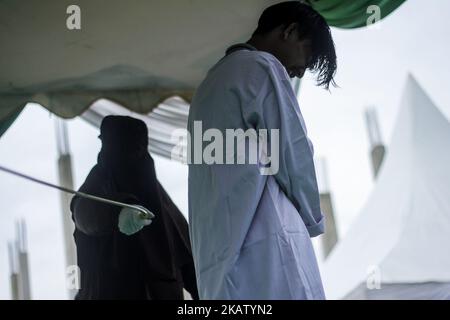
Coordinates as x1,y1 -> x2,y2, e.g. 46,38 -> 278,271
187,1 -> 337,299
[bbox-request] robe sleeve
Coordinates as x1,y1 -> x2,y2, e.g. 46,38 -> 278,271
242,54 -> 325,237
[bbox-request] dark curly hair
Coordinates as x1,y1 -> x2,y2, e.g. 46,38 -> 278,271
253,1 -> 337,89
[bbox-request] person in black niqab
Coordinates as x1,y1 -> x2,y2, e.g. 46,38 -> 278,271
70,115 -> 198,300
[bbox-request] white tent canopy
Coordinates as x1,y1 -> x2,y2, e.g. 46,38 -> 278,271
0,0 -> 408,141
0,0 -> 278,121
321,75 -> 450,299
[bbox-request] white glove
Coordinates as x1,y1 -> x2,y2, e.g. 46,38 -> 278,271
118,205 -> 154,236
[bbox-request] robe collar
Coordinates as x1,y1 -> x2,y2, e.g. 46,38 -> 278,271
225,43 -> 257,56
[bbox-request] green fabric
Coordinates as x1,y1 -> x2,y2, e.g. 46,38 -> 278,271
0,106 -> 24,138
306,0 -> 407,29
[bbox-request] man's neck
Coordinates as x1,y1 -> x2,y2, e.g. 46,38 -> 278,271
247,36 -> 274,55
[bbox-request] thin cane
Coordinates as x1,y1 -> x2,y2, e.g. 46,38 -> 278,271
0,165 -> 154,219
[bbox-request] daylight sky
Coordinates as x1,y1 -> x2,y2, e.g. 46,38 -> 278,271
0,0 -> 449,299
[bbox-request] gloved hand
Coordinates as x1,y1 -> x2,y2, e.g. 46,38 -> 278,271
118,205 -> 154,236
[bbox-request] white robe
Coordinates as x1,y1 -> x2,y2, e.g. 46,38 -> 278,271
187,44 -> 325,299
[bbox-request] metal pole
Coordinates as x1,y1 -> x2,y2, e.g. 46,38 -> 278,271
319,192 -> 338,258
8,242 -> 19,300
315,157 -> 339,259
55,119 -> 78,299
17,220 -> 31,300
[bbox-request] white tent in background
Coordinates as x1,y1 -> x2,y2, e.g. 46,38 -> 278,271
322,75 -> 450,300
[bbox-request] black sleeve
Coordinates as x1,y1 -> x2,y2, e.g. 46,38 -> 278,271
70,167 -> 139,236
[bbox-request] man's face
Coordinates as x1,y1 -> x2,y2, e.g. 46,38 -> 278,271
273,24 -> 313,79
